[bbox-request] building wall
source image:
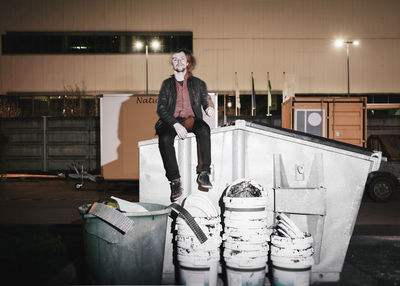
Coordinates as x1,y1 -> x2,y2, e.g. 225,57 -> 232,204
0,0 -> 400,95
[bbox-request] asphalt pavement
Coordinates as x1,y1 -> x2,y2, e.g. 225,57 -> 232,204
0,176 -> 399,285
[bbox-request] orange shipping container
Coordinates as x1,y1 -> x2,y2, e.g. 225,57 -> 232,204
282,97 -> 367,147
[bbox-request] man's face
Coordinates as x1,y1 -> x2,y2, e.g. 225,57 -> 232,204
172,52 -> 187,72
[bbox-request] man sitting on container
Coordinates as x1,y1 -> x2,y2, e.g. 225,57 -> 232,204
155,49 -> 214,204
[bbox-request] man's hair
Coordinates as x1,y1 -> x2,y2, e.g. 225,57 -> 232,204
172,48 -> 196,73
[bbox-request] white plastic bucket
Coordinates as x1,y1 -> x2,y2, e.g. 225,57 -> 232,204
178,247 -> 220,259
270,234 -> 314,286
178,255 -> 219,286
223,196 -> 267,209
226,264 -> 266,286
176,216 -> 221,226
176,210 -> 222,285
224,226 -> 272,240
176,234 -> 222,251
271,264 -> 311,286
224,209 -> 267,220
223,232 -> 271,244
176,221 -> 223,234
224,256 -> 268,269
270,245 -> 314,258
224,241 -> 269,251
270,234 -> 313,249
223,248 -> 269,259
176,226 -> 221,239
270,255 -> 314,269
183,193 -> 219,217
224,218 -> 269,228
225,255 -> 268,286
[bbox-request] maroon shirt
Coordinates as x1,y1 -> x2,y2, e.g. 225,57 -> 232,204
173,74 -> 195,118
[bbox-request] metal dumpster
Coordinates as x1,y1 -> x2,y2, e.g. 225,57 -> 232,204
138,120 -> 381,283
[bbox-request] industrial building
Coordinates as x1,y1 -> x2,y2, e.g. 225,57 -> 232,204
0,0 -> 399,176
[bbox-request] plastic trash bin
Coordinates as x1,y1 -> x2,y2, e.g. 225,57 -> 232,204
80,202 -> 171,285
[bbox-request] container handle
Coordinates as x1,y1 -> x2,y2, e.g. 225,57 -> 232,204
169,203 -> 208,244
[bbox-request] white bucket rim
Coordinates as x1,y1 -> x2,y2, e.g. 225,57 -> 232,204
224,256 -> 269,267
224,236 -> 270,244
176,227 -> 221,238
223,211 -> 267,219
225,264 -> 267,272
176,233 -> 222,240
224,241 -> 269,251
176,224 -> 222,234
176,216 -> 221,225
271,234 -> 313,245
177,253 -> 220,263
223,249 -> 269,258
177,239 -> 222,250
272,263 -> 312,272
178,247 -> 220,257
224,219 -> 268,228
270,254 -> 314,267
270,245 -> 314,257
178,255 -> 219,266
224,228 -> 272,234
225,226 -> 272,234
183,193 -> 219,217
223,196 -> 267,206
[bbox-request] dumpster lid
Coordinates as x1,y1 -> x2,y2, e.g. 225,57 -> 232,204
246,121 -> 374,157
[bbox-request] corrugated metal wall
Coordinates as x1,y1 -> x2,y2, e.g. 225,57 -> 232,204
1,0 -> 400,94
0,117 -> 99,173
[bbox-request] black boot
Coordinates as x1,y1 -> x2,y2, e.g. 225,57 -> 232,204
170,178 -> 183,202
196,171 -> 212,189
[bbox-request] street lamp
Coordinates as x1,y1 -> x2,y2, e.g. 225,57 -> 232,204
335,39 -> 360,97
134,39 -> 162,95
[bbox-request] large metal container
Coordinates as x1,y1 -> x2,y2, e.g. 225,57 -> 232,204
138,120 -> 381,283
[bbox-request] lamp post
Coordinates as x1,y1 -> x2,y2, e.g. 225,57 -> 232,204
145,45 -> 148,95
335,39 -> 359,97
134,39 -> 161,95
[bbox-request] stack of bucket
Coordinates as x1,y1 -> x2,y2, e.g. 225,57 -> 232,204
270,213 -> 314,286
222,179 -> 271,286
175,193 -> 222,285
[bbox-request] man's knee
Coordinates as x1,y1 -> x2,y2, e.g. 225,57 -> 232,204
158,134 -> 175,147
195,121 -> 210,137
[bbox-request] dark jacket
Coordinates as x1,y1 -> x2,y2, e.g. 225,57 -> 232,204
155,75 -> 210,129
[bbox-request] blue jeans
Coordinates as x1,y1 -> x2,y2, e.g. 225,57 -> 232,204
156,117 -> 211,181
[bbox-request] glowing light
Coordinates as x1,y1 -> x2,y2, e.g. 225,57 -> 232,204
71,45 -> 88,50
335,39 -> 344,47
134,41 -> 143,50
334,39 -> 360,47
150,39 -> 161,51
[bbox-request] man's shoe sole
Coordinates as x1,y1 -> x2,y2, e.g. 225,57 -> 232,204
197,181 -> 213,189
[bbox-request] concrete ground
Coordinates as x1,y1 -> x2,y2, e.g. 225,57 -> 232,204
0,176 -> 399,285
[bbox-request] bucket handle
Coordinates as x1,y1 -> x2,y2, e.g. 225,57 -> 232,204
169,203 -> 208,244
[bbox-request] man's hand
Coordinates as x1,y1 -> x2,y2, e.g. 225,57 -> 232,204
205,107 -> 214,117
173,123 -> 188,139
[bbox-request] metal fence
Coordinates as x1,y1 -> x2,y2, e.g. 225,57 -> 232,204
0,117 -> 99,173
